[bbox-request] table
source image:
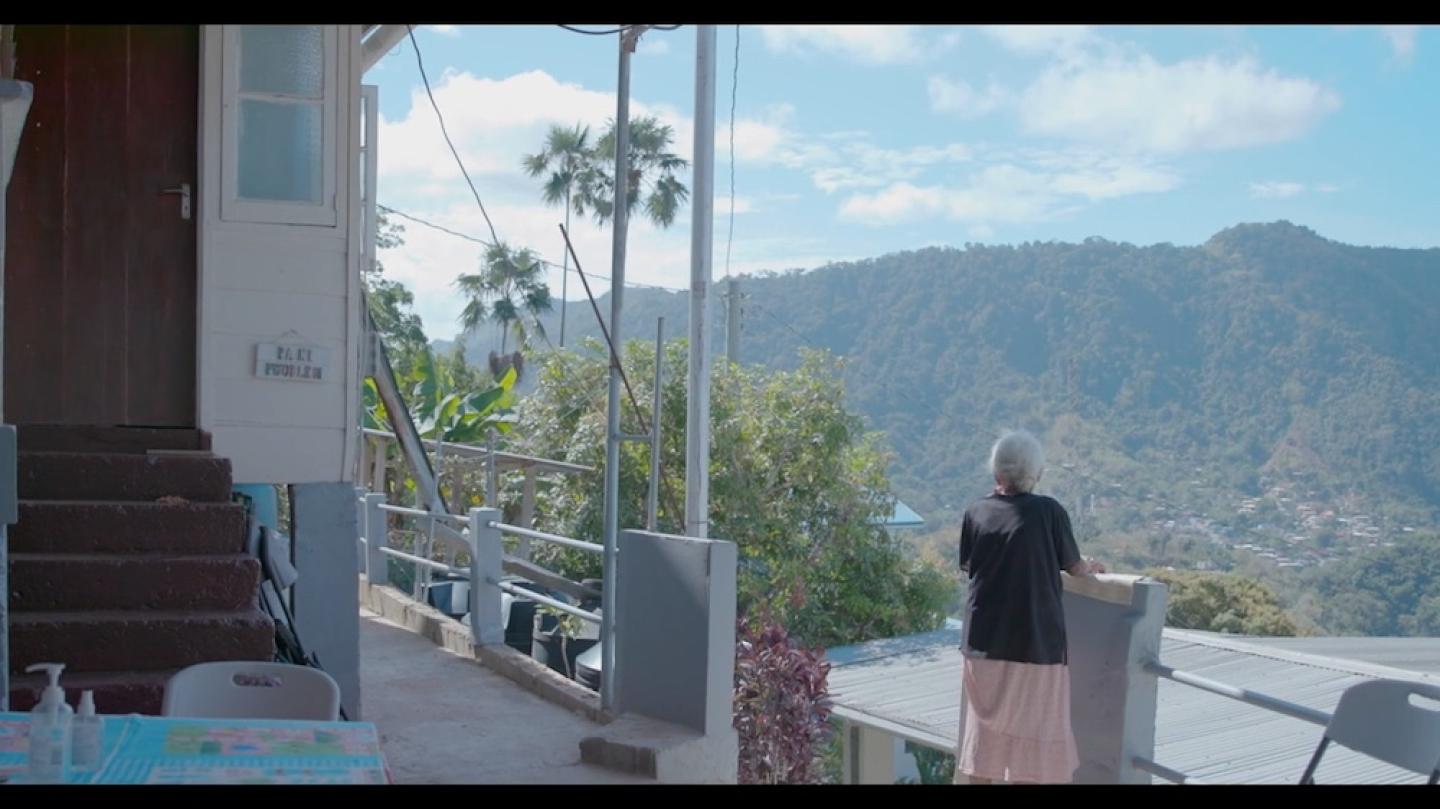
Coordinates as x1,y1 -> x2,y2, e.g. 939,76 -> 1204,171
0,712 -> 391,784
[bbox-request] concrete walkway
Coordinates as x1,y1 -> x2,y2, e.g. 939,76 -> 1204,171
358,608 -> 649,784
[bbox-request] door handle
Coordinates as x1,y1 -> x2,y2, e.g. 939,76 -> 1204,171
159,183 -> 192,221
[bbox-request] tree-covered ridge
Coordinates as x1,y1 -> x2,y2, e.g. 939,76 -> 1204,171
463,222 -> 1440,545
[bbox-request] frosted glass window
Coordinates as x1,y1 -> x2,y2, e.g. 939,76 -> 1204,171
222,24 -> 336,224
239,25 -> 324,98
238,99 -> 323,203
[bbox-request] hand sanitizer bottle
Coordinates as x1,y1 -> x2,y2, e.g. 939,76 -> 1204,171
72,690 -> 103,773
25,662 -> 73,784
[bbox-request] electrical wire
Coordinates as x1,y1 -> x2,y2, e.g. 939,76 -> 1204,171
406,25 -> 501,245
378,204 -> 685,293
557,24 -> 631,36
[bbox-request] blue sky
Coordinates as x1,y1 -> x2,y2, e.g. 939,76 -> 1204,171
366,25 -> 1437,340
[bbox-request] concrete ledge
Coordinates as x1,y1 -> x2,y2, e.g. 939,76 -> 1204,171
358,577 -> 739,783
474,643 -> 610,726
358,578 -> 611,725
579,714 -> 739,784
1063,572 -> 1148,606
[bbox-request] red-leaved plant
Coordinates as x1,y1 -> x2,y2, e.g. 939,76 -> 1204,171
733,616 -> 834,784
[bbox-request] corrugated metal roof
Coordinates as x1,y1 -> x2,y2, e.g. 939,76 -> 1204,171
826,626 -> 1440,784
871,498 -> 925,528
1180,633 -> 1440,677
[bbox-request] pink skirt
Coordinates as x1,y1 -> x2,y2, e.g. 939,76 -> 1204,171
955,657 -> 1079,784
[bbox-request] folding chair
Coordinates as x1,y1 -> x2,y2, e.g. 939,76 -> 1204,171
1300,678 -> 1440,784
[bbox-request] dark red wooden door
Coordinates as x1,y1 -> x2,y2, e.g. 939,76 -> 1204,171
4,25 -> 198,427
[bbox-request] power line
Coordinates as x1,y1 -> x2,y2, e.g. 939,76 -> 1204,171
724,25 -> 739,279
557,24 -> 631,36
748,300 -> 818,349
406,25 -> 500,245
377,204 -> 685,294
556,24 -> 682,37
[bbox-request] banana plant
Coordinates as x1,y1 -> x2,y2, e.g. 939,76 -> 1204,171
363,348 -> 518,445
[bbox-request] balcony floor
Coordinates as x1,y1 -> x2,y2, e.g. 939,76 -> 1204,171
358,608 -> 648,784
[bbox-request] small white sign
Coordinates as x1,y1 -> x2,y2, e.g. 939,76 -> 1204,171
255,342 -> 331,383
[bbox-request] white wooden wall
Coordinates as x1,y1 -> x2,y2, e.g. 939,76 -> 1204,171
196,25 -> 363,483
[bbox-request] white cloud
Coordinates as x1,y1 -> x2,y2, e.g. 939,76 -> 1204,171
372,69 -> 838,332
979,25 -> 1099,61
1249,181 -> 1305,199
1380,25 -> 1419,63
716,195 -> 755,215
838,182 -> 947,223
1248,181 -> 1340,199
429,25 -> 461,37
927,75 -> 1006,118
377,68 -> 793,190
637,37 -> 672,56
1017,54 -> 1341,154
758,25 -> 931,65
838,154 -> 1178,227
1051,161 -> 1181,200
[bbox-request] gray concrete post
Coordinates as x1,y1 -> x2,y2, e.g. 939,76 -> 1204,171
1062,574 -> 1168,783
291,482 -> 363,721
616,529 -> 737,736
468,507 -> 504,647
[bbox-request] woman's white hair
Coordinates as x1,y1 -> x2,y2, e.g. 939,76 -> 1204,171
989,430 -> 1045,493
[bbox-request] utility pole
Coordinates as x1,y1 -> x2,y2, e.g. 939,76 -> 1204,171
601,23 -> 646,714
685,25 -> 717,539
724,277 -> 740,364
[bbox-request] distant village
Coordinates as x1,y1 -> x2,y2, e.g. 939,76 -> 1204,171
1047,463 -> 1416,574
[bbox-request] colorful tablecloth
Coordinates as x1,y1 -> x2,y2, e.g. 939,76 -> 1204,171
0,712 -> 390,784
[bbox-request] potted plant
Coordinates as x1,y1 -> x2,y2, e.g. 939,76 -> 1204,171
531,579 -> 602,679
531,606 -> 597,679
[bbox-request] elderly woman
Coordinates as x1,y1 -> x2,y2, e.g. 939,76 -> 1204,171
954,430 -> 1104,785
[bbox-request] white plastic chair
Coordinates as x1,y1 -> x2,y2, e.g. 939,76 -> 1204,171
162,661 -> 341,721
1300,678 -> 1440,784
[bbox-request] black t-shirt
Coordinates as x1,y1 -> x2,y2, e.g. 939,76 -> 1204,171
959,492 -> 1082,665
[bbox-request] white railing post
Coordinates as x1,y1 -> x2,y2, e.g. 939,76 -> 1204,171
469,507 -> 505,647
363,493 -> 388,587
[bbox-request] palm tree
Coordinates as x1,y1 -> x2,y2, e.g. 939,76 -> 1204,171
576,115 -> 690,229
454,243 -> 554,358
522,123 -> 594,347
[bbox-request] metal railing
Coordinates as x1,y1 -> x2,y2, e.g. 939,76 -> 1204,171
357,312 -> 616,705
357,490 -> 612,698
1133,756 -> 1210,785
497,581 -> 600,625
492,521 -> 604,556
1145,661 -> 1333,727
1134,659 -> 1334,784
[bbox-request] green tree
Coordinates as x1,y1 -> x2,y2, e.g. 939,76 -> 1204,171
513,339 -> 951,648
1147,569 -> 1303,636
362,211 -> 429,380
522,123 -> 595,347
1308,533 -> 1440,636
575,116 -> 689,228
455,243 -> 554,354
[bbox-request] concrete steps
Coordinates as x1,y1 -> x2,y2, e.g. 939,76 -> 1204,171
8,553 -> 262,612
9,610 -> 275,674
17,425 -> 210,454
6,427 -> 274,714
10,500 -> 248,555
18,451 -> 234,502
